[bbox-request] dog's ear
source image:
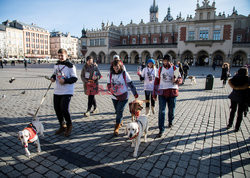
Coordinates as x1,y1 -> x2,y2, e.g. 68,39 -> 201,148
125,125 -> 128,135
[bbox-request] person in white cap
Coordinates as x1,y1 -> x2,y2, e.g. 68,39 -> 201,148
112,55 -> 126,71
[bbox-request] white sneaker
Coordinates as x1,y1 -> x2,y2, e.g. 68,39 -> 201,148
151,107 -> 155,114
84,111 -> 90,117
145,107 -> 150,116
91,108 -> 98,114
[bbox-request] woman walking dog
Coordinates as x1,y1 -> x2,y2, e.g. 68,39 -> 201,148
107,60 -> 138,136
50,49 -> 78,137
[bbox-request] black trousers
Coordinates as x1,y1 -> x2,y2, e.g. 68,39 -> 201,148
145,91 -> 155,108
87,95 -> 96,111
54,94 -> 72,127
228,100 -> 245,130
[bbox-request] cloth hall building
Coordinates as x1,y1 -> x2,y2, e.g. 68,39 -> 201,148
80,0 -> 250,66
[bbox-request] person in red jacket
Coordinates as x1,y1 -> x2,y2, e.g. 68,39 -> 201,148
153,54 -> 182,137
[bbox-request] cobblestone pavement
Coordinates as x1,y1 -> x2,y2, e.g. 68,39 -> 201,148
0,64 -> 249,178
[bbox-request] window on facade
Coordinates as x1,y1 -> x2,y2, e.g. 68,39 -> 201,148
164,37 -> 168,43
132,38 -> 136,44
188,31 -> 195,41
153,37 -> 157,44
200,13 -> 203,20
95,39 -> 100,46
199,30 -> 208,40
100,38 -> 105,46
26,49 -> 30,53
236,35 -> 242,42
142,38 -> 146,44
207,12 -> 211,20
123,39 -> 126,45
213,30 -> 220,40
90,39 -> 94,46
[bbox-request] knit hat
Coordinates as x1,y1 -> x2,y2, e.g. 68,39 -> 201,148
113,55 -> 120,60
147,59 -> 155,64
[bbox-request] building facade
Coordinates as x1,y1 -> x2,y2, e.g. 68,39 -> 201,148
50,31 -> 79,59
2,20 -> 50,59
81,0 -> 250,66
0,24 -> 7,58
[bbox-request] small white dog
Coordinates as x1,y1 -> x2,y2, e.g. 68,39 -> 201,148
125,115 -> 148,157
18,115 -> 44,158
188,76 -> 197,85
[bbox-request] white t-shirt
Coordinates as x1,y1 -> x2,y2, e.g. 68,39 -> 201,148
158,66 -> 179,90
107,71 -> 132,100
53,64 -> 77,95
141,67 -> 157,91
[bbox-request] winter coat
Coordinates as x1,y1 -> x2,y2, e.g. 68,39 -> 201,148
228,75 -> 249,105
81,64 -> 101,95
221,67 -> 230,80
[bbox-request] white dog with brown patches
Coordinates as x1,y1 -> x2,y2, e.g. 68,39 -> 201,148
18,115 -> 44,158
126,100 -> 149,157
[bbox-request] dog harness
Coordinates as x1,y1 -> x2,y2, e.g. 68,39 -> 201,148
129,120 -> 143,140
24,123 -> 38,143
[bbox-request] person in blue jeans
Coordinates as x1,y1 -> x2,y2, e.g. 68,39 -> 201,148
107,60 -> 138,136
153,54 -> 182,137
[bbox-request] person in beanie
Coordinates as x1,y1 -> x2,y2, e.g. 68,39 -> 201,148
51,49 -> 78,137
153,54 -> 183,137
227,67 -> 249,132
81,56 -> 102,116
138,58 -> 157,115
107,60 -> 138,136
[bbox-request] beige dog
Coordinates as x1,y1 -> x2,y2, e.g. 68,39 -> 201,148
129,100 -> 148,121
188,76 -> 196,85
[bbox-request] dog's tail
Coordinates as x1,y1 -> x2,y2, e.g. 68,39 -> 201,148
28,112 -> 39,121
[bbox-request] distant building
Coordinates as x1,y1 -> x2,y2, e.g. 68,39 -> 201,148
0,24 -> 7,58
50,31 -> 79,59
2,20 -> 50,59
2,20 -> 24,59
80,0 -> 250,66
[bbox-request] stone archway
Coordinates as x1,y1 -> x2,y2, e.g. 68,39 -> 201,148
141,50 -> 151,63
109,51 -> 117,63
120,51 -> 129,63
130,51 -> 139,64
232,51 -> 247,67
212,50 -> 225,66
89,51 -> 97,61
153,50 -> 163,60
167,50 -> 177,60
197,50 -> 209,66
181,50 -> 193,65
98,51 -> 106,64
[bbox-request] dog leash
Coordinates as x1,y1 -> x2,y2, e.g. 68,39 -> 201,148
33,81 -> 53,118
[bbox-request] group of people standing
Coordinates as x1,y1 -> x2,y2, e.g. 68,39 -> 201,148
50,48 -> 249,138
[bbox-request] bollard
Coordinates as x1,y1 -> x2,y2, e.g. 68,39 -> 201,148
205,74 -> 214,90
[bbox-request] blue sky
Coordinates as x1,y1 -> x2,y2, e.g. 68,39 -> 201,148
0,0 -> 249,37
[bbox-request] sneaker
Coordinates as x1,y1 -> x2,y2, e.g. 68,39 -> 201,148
91,108 -> 98,114
226,124 -> 232,129
84,111 -> 90,117
234,128 -> 239,132
157,131 -> 164,138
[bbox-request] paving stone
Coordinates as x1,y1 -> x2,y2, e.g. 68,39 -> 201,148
162,167 -> 174,177
174,166 -> 186,176
35,165 -> 49,174
149,168 -> 162,177
25,160 -> 39,169
14,163 -> 28,171
44,171 -> 59,178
